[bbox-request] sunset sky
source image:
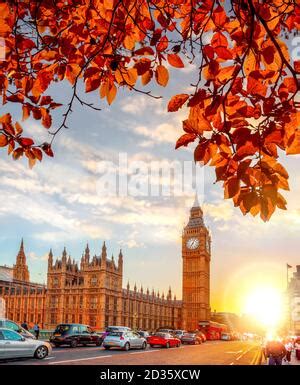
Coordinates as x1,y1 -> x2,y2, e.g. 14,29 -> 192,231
0,61 -> 299,315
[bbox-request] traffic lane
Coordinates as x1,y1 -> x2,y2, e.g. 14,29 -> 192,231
49,341 -> 260,365
0,341 -> 260,366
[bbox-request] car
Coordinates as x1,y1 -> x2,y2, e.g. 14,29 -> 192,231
156,328 -> 174,334
50,323 -> 103,348
0,328 -> 52,360
148,332 -> 181,348
221,332 -> 232,341
106,326 -> 132,333
0,319 -> 35,339
173,329 -> 187,339
103,331 -> 147,351
181,332 -> 203,345
137,330 -> 150,339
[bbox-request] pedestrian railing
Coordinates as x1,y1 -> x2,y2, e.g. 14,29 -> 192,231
29,329 -> 54,340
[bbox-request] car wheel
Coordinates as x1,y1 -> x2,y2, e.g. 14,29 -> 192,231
96,339 -> 102,347
104,346 -> 110,350
70,339 -> 78,348
53,343 -> 60,348
150,344 -> 154,348
34,345 -> 48,359
166,342 -> 170,349
142,342 -> 147,350
123,342 -> 130,351
177,342 -> 180,348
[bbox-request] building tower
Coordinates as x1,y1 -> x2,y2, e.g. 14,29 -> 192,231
13,238 -> 30,282
182,196 -> 211,331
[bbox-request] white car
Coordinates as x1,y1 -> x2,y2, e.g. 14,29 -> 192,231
103,331 -> 147,351
0,328 -> 52,360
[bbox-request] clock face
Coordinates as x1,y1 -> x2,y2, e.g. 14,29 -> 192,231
186,237 -> 200,250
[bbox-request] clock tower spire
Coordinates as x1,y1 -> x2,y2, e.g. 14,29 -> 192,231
182,197 -> 211,331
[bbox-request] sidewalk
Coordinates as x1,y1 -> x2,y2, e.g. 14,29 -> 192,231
289,351 -> 300,365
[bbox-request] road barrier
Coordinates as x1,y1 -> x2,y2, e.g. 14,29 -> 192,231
29,329 -> 53,340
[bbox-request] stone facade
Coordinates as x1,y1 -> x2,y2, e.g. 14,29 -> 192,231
0,200 -> 210,331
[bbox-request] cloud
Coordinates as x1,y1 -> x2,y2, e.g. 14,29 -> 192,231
133,123 -> 180,144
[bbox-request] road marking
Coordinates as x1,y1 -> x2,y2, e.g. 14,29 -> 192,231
130,350 -> 161,355
44,357 -> 55,360
236,346 -> 256,361
49,355 -> 112,365
226,350 -> 243,354
230,362 -> 234,365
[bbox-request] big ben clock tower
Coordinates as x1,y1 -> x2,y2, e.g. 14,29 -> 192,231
182,196 -> 211,331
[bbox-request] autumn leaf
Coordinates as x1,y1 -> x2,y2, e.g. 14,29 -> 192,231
224,177 -> 240,199
175,133 -> 197,149
155,65 -> 169,87
0,134 -> 8,147
168,94 -> 189,112
107,83 -> 117,105
167,54 -> 184,68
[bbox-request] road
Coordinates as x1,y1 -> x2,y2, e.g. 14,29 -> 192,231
1,340 -> 261,365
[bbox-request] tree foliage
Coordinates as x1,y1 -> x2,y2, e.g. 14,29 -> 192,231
0,0 -> 299,221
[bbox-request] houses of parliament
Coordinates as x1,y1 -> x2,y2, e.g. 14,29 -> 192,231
0,199 -> 211,331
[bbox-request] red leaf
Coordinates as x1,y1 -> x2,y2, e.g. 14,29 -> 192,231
167,54 -> 184,68
175,133 -> 196,149
168,94 -> 189,112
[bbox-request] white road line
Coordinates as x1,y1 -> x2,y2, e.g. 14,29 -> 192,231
236,346 -> 255,361
130,350 -> 161,355
49,355 -> 112,365
230,362 -> 234,365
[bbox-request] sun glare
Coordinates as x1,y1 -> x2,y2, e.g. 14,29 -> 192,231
244,287 -> 284,329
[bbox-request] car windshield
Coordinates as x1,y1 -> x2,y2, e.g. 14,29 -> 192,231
184,333 -> 195,337
54,325 -> 70,333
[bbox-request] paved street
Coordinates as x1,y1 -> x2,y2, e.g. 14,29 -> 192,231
1,340 -> 262,365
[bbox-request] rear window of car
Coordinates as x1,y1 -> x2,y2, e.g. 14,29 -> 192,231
109,332 -> 123,337
154,333 -> 168,338
55,325 -> 70,333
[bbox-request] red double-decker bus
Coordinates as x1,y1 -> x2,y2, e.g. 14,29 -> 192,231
198,321 -> 227,340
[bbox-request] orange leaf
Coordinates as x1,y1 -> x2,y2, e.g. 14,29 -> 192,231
0,134 -> 8,147
175,133 -> 196,149
167,54 -> 184,68
107,83 -> 117,105
155,65 -> 169,87
224,177 -> 240,199
168,94 -> 189,112
66,64 -> 81,85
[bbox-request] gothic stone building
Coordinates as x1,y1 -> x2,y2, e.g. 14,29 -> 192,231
0,200 -> 210,331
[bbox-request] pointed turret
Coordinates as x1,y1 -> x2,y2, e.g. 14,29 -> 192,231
48,248 -> 53,269
62,247 -> 67,264
167,286 -> 172,300
84,243 -> 90,263
118,249 -> 123,271
101,241 -> 107,267
13,238 -> 30,282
